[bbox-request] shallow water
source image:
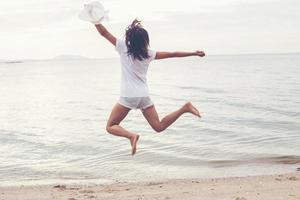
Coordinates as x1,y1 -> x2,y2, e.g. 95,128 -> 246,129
0,54 -> 299,186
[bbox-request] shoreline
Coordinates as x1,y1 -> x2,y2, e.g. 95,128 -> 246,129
1,172 -> 299,200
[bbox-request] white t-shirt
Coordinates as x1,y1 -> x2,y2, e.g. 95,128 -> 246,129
115,39 -> 156,97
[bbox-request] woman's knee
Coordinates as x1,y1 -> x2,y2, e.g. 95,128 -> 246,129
106,122 -> 114,134
106,125 -> 111,134
152,124 -> 165,133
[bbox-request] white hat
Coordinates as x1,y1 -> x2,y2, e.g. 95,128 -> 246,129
79,1 -> 109,24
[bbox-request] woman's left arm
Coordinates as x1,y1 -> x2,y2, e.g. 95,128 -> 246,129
155,51 -> 205,59
95,23 -> 116,46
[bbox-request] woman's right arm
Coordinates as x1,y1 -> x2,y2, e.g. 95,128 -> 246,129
95,23 -> 116,46
155,51 -> 205,59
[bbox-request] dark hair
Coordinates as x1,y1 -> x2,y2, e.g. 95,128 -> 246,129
125,19 -> 150,61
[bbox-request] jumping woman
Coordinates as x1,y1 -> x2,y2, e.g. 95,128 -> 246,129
95,19 -> 205,155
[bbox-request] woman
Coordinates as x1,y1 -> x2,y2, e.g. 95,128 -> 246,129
95,19 -> 205,155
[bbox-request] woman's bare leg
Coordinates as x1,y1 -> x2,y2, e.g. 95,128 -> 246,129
106,103 -> 139,155
142,102 -> 200,133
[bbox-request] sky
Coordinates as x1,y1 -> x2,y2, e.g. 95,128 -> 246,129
0,0 -> 299,60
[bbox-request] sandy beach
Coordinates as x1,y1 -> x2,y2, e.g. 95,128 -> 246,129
1,172 -> 299,200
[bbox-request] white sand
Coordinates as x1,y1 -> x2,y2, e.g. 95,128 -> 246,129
1,173 -> 299,200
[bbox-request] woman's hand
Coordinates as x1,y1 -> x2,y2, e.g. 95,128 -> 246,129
195,50 -> 205,57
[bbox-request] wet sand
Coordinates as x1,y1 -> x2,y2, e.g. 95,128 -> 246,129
0,173 -> 299,200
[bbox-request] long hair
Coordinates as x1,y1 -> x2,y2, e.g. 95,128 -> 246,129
125,19 -> 150,61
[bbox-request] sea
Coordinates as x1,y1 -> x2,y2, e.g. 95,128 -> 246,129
0,54 -> 299,186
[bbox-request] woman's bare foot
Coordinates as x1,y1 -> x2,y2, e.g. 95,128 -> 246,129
130,134 -> 140,155
184,102 -> 201,117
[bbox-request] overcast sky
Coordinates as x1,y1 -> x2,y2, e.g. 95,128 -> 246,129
0,0 -> 299,60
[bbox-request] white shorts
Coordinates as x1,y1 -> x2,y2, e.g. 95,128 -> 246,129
118,96 -> 153,110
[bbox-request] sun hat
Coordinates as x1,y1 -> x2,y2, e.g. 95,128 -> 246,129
79,1 -> 109,24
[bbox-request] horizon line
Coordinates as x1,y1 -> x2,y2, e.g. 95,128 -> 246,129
1,52 -> 300,62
